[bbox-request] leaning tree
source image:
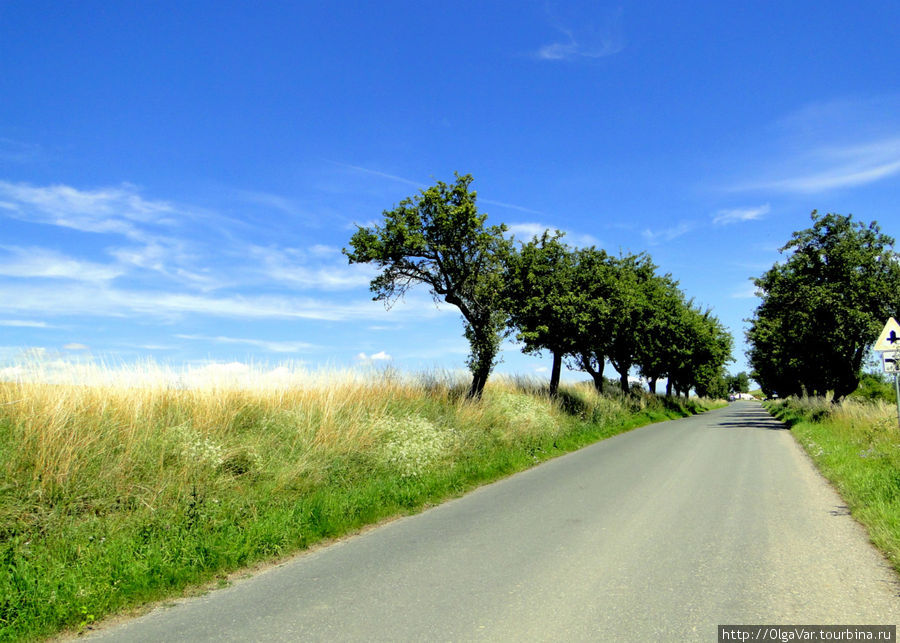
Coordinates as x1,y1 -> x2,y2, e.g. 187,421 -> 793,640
344,173 -> 511,398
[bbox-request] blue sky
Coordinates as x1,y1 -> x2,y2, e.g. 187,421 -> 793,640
2,1 -> 899,383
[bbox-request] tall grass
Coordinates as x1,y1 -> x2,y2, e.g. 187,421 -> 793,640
0,361 -> 717,641
767,397 -> 900,571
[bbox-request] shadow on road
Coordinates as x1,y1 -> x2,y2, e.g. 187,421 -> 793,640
713,404 -> 788,430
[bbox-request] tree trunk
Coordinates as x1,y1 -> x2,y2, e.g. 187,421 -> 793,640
468,366 -> 489,399
580,354 -> 604,394
666,379 -> 673,397
549,351 -> 562,396
466,339 -> 494,400
649,377 -> 657,395
620,371 -> 629,394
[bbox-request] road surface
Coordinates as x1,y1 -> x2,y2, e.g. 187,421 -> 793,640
90,401 -> 900,641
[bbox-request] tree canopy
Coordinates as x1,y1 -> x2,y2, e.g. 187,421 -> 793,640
503,231 -> 585,395
746,211 -> 900,400
343,173 -> 510,398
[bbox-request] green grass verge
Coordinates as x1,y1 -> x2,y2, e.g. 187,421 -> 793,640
0,379 -> 716,642
766,398 -> 900,573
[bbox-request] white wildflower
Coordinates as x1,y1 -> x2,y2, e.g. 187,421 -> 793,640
373,414 -> 451,478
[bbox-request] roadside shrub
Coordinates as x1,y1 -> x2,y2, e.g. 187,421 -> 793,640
850,373 -> 897,404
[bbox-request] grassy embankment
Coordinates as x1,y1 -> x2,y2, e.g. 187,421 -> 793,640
767,396 -> 900,571
0,364 -> 720,641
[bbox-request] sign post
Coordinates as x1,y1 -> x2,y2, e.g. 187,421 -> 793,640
875,318 -> 900,428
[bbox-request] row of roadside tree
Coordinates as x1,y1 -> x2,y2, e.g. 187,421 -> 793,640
344,173 -> 733,399
746,210 -> 900,402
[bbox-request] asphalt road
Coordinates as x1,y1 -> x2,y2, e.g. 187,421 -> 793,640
90,401 -> 900,641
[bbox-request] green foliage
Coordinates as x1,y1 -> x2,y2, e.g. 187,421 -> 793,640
660,302 -> 733,399
634,272 -> 686,392
747,212 -> 900,401
566,246 -> 616,393
344,173 -> 511,398
850,371 -> 897,403
503,231 -> 585,395
604,253 -> 659,392
725,371 -> 751,394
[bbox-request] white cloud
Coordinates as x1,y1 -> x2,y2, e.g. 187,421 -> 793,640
108,241 -> 224,290
249,245 -> 376,290
506,223 -> 600,248
769,159 -> 900,192
176,334 -> 318,354
356,350 -> 392,362
535,9 -> 624,62
730,284 -> 759,299
733,97 -> 900,194
310,244 -> 337,256
712,204 -> 771,225
479,198 -> 545,216
537,31 -> 623,61
0,319 -> 50,328
0,246 -> 123,282
641,222 -> 694,245
0,282 -> 455,322
0,180 -> 177,240
63,343 -> 89,351
507,223 -> 550,240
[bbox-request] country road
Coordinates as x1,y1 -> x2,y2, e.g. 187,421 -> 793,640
89,401 -> 900,641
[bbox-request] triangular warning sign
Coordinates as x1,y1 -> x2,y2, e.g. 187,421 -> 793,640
874,317 -> 900,351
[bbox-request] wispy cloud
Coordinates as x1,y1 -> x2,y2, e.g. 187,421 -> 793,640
108,241 -> 224,291
641,221 -> 694,245
0,319 -> 50,328
479,199 -> 545,216
733,97 -> 900,194
762,155 -> 900,193
176,334 -> 318,354
536,27 -> 624,61
713,204 -> 770,225
332,162 -> 543,216
535,8 -> 625,61
0,180 -> 178,240
0,282 -> 455,322
730,284 -> 759,299
0,246 -> 123,282
328,161 -> 424,188
506,222 -> 600,248
248,245 -> 376,290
